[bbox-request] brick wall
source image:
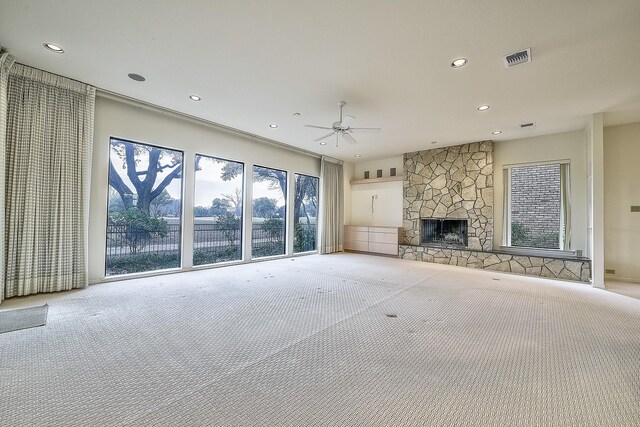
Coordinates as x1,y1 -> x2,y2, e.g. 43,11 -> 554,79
510,163 -> 560,248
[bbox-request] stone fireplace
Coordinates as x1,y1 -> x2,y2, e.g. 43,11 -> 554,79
403,141 -> 493,251
421,218 -> 468,247
399,140 -> 591,283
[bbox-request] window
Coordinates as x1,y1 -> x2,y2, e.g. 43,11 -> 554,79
293,174 -> 319,253
252,166 -> 287,258
106,138 -> 183,275
503,162 -> 571,250
193,155 -> 244,265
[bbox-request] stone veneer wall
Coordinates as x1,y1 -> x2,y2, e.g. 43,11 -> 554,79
399,245 -> 591,282
403,141 -> 493,250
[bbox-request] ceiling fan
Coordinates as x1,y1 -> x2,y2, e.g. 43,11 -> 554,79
305,101 -> 381,147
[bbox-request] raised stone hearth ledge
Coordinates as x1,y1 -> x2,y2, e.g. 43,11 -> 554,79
399,245 -> 591,283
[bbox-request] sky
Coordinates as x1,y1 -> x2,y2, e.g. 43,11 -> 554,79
109,141 -> 285,209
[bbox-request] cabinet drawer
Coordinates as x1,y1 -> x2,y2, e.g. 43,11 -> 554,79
368,242 -> 398,255
344,240 -> 369,252
345,225 -> 369,233
346,230 -> 368,242
368,231 -> 399,244
368,226 -> 397,234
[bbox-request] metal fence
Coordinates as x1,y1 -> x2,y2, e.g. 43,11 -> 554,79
251,222 -> 286,257
105,219 -> 315,274
193,223 -> 242,265
106,223 -> 182,257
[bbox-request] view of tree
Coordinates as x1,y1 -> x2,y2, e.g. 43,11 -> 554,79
221,188 -> 243,216
106,139 -> 184,275
253,197 -> 278,218
108,208 -> 169,253
223,163 -> 286,199
294,174 -> 318,224
109,140 -> 183,215
149,189 -> 181,217
210,198 -> 232,216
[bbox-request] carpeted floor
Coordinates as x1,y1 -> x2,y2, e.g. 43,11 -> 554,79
1,253 -> 639,426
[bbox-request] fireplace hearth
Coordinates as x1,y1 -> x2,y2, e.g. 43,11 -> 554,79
421,218 -> 468,247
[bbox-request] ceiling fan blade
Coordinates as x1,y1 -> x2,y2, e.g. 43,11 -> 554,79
350,127 -> 381,133
314,131 -> 336,142
340,114 -> 355,129
342,133 -> 358,145
305,124 -> 333,130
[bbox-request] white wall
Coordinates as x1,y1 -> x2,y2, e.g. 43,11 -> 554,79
493,131 -> 588,254
604,122 -> 640,282
89,95 -> 320,283
343,161 -> 355,225
348,156 -> 404,227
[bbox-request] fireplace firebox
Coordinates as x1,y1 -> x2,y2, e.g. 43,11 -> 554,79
421,218 -> 468,247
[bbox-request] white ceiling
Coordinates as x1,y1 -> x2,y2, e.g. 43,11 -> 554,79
1,0 -> 640,161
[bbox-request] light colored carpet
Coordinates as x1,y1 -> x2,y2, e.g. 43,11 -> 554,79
0,304 -> 47,334
0,253 -> 638,426
606,280 -> 640,300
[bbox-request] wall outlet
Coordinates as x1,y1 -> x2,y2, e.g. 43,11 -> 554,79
605,268 -> 616,275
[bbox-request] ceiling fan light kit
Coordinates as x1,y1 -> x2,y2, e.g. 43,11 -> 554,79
305,101 -> 381,147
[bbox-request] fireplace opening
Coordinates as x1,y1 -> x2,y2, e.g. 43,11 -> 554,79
421,218 -> 468,247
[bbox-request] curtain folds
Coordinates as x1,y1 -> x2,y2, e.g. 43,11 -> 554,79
0,51 -> 16,302
560,163 -> 572,251
2,63 -> 95,302
501,168 -> 510,247
320,157 -> 344,254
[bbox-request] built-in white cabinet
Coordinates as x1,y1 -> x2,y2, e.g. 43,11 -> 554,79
344,225 -> 401,255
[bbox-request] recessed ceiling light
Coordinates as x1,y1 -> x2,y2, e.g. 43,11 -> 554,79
128,73 -> 146,82
269,123 -> 278,128
189,95 -> 201,101
355,154 -> 361,157
43,43 -> 64,53
319,141 -> 327,146
451,58 -> 467,68
491,130 -> 502,135
477,105 -> 490,111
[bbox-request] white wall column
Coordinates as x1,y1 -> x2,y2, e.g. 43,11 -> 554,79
181,149 -> 195,270
586,113 -> 605,288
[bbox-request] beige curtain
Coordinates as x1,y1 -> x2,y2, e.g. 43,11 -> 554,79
0,50 -> 16,302
560,163 -> 572,250
2,64 -> 95,302
320,156 -> 344,254
501,168 -> 510,246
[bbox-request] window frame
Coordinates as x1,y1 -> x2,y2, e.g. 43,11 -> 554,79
105,136 -> 185,277
251,164 -> 288,259
293,172 -> 320,254
193,153 -> 245,266
502,159 -> 571,252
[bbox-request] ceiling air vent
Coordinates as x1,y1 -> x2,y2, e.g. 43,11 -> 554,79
520,122 -> 535,128
503,48 -> 531,68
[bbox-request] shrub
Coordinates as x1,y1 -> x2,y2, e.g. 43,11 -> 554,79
108,208 -> 168,253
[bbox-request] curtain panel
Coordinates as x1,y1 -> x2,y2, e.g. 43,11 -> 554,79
2,64 -> 95,302
319,157 -> 344,254
560,163 -> 572,251
0,51 -> 16,302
